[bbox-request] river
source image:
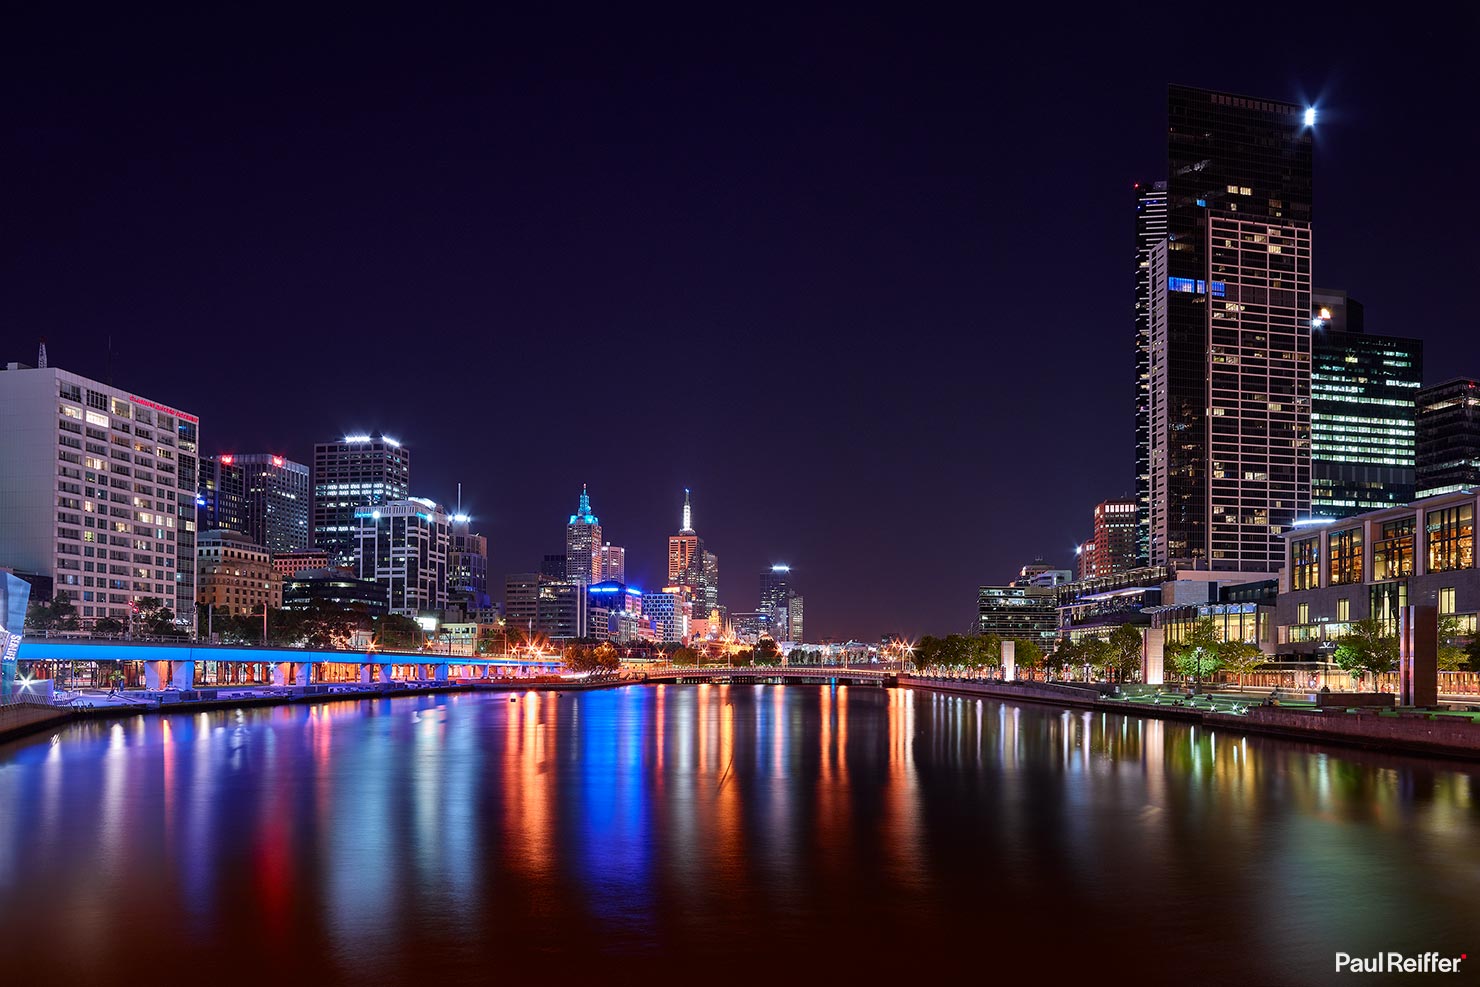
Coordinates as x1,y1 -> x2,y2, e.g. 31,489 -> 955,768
1,684 -> 1476,984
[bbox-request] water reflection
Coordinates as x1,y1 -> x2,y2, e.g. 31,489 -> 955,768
0,685 -> 1477,983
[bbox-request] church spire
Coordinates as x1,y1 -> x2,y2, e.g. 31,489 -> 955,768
681,487 -> 693,533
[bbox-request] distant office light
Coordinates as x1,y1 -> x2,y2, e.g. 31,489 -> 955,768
1304,107 -> 1316,127
771,564 -> 791,572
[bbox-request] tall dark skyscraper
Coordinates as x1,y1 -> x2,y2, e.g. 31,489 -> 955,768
312,433 -> 410,567
1148,85 -> 1314,571
1416,379 -> 1480,498
1133,180 -> 1168,566
1310,289 -> 1422,518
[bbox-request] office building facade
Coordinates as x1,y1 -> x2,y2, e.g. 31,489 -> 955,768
1148,85 -> 1314,572
313,434 -> 410,568
354,497 -> 448,616
449,513 -> 490,609
1310,296 -> 1422,518
1416,379 -> 1480,499
0,363 -> 200,630
199,456 -> 247,535
976,585 -> 1058,645
667,489 -> 703,588
599,542 -> 625,583
196,529 -> 282,616
230,453 -> 311,553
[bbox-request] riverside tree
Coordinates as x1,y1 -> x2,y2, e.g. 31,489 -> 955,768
1105,623 -> 1143,683
1218,640 -> 1267,691
1013,639 -> 1045,680
1166,616 -> 1222,690
1332,617 -> 1398,690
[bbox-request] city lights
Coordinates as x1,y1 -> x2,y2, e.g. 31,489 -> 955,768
1304,106 -> 1316,126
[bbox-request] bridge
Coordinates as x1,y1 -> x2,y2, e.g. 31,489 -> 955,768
642,663 -> 899,686
17,638 -> 562,690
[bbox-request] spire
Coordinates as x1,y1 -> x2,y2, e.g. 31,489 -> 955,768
36,337 -> 47,369
569,483 -> 598,525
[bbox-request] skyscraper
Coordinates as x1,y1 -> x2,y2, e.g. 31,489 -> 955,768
565,485 -> 601,584
667,488 -> 702,589
232,453 -> 311,553
199,455 -> 247,535
448,511 -> 490,610
313,434 -> 410,567
599,543 -> 625,583
1416,379 -> 1480,498
1086,498 -> 1138,576
1133,180 -> 1168,566
1310,290 -> 1422,518
759,564 -> 793,636
354,497 -> 448,615
1148,85 -> 1314,571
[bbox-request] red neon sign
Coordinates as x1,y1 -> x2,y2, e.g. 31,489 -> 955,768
219,455 -> 234,465
129,395 -> 199,424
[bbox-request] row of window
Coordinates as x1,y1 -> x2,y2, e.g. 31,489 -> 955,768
1291,504 -> 1476,589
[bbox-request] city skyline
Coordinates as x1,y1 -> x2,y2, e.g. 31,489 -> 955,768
8,8 -> 1476,638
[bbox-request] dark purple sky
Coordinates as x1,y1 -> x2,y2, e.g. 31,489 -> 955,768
8,8 -> 1477,640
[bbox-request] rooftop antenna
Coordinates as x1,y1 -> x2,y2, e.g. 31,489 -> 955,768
457,482 -> 462,516
36,337 -> 47,369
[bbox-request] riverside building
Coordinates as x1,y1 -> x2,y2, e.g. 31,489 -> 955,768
0,360 -> 200,630
1276,492 -> 1479,655
1147,85 -> 1314,572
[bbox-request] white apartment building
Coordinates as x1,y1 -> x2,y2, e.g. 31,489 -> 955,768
0,363 -> 200,629
354,497 -> 449,616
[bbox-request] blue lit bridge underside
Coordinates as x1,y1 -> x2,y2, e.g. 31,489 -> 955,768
17,640 -> 561,690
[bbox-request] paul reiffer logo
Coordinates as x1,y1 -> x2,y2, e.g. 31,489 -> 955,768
1336,952 -> 1466,974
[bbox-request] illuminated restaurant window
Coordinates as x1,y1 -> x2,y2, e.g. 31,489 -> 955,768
1440,587 -> 1456,615
1371,517 -> 1415,581
1426,504 -> 1474,573
1290,537 -> 1319,590
1328,527 -> 1363,586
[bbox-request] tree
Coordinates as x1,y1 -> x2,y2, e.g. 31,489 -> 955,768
1166,616 -> 1222,690
1218,640 -> 1267,691
972,633 -> 1003,671
376,613 -> 421,650
754,639 -> 781,665
1045,638 -> 1076,680
1438,615 -> 1469,672
299,602 -> 371,649
670,646 -> 698,666
134,596 -> 177,636
94,617 -> 125,635
1012,639 -> 1044,680
1105,623 -> 1143,683
25,591 -> 80,632
1332,617 -> 1398,691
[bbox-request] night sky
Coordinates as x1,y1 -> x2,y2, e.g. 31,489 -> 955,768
8,8 -> 1477,640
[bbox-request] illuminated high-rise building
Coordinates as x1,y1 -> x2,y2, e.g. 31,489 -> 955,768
1417,379 -> 1480,498
1148,85 -> 1314,571
354,497 -> 448,616
313,433 -> 410,568
1310,290 -> 1422,517
565,485 -> 601,584
1090,498 -> 1138,576
599,542 -> 626,583
448,511 -> 490,610
1133,180 -> 1168,565
667,488 -> 702,589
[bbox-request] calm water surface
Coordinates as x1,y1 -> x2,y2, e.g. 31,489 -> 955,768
2,684 -> 1478,985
